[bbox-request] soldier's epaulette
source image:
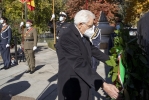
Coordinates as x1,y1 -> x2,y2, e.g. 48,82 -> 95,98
91,28 -> 101,39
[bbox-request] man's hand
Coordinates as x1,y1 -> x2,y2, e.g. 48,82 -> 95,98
102,82 -> 119,99
33,46 -> 37,51
20,22 -> 24,27
6,44 -> 10,48
51,14 -> 55,21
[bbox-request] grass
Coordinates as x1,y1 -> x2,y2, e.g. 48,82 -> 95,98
48,39 -> 56,50
38,38 -> 55,50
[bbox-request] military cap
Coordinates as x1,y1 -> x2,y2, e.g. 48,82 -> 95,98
27,19 -> 33,24
59,12 -> 67,17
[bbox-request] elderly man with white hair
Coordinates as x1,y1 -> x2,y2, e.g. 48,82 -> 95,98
56,10 -> 119,100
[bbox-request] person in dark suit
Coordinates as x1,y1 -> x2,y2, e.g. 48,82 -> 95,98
137,11 -> 149,62
17,45 -> 25,62
56,10 -> 119,100
0,17 -> 12,70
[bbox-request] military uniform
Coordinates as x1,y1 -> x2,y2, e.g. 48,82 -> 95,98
0,25 -> 12,68
23,27 -> 38,71
48,21 -> 70,43
48,12 -> 70,44
91,26 -> 101,71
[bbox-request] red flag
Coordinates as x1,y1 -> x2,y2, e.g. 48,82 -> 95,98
19,0 -> 27,3
27,0 -> 35,11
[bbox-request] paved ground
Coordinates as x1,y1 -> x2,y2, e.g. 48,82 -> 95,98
0,43 -> 111,100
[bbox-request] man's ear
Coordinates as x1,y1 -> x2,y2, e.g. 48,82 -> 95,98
77,23 -> 83,29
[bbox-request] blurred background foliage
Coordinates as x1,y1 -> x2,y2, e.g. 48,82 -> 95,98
0,0 -> 149,33
0,0 -> 67,34
106,0 -> 149,26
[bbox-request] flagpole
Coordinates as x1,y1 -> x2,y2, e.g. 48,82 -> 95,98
22,3 -> 24,20
25,2 -> 27,22
21,1 -> 28,50
52,0 -> 56,45
21,3 -> 24,46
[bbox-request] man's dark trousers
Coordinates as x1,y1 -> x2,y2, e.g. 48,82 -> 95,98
0,44 -> 11,68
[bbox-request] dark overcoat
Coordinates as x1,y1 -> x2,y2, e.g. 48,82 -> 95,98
137,11 -> 149,55
56,23 -> 109,100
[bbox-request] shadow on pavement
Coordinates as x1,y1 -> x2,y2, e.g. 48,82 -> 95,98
7,72 -> 25,83
35,65 -> 45,72
0,63 -> 4,66
48,73 -> 58,83
36,84 -> 57,100
36,74 -> 58,100
35,46 -> 44,53
0,81 -> 30,100
35,46 -> 48,53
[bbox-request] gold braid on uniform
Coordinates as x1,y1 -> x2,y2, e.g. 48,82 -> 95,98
91,27 -> 99,39
24,28 -> 33,38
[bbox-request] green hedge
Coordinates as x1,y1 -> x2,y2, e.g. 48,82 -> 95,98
48,39 -> 55,50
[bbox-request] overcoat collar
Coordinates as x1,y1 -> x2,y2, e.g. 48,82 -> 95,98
69,23 -> 82,38
69,23 -> 92,58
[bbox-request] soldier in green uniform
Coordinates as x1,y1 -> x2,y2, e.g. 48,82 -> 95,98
20,20 -> 38,74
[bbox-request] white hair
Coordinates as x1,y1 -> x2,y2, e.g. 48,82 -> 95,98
74,10 -> 95,25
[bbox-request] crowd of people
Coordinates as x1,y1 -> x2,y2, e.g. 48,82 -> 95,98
0,10 -> 121,100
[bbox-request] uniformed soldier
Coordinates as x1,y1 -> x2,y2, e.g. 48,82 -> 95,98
91,26 -> 101,71
48,11 -> 70,44
0,17 -> 12,70
20,20 -> 38,74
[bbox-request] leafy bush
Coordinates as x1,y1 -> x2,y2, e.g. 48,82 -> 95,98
106,25 -> 149,100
